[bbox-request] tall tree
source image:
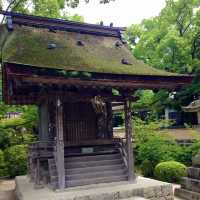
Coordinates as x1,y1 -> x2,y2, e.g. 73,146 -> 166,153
127,0 -> 200,114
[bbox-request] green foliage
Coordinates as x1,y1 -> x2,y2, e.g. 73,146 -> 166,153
133,90 -> 154,111
134,117 -> 171,145
67,14 -> 84,22
0,0 -> 2,10
4,145 -> 28,177
33,0 -> 61,18
127,0 -> 200,109
154,161 -> 187,183
8,0 -> 114,19
140,159 -> 154,177
0,127 -> 13,149
134,118 -> 192,177
0,150 -> 7,177
190,141 -> 200,156
137,135 -> 181,167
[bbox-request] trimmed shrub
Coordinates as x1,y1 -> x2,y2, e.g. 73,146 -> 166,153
4,145 -> 27,177
154,161 -> 187,183
0,150 -> 7,177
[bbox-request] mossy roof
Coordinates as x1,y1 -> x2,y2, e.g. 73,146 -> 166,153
182,99 -> 200,112
1,25 -> 180,76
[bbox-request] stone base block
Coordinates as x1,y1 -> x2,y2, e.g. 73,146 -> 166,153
188,167 -> 200,179
175,188 -> 200,200
182,177 -> 200,193
15,176 -> 173,200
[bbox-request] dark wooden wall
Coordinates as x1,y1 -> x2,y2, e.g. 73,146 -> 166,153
63,102 -> 97,143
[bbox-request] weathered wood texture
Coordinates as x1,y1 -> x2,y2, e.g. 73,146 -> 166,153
124,100 -> 135,181
63,102 -> 97,142
2,62 -> 192,105
38,100 -> 49,141
1,11 -> 123,37
106,102 -> 113,139
54,97 -> 65,189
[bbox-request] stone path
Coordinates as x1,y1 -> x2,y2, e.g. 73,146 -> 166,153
0,179 -> 16,200
0,179 -> 185,200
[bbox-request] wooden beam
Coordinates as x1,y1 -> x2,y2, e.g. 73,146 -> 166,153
20,75 -> 188,90
55,97 -> 65,189
124,100 -> 135,181
15,89 -> 137,103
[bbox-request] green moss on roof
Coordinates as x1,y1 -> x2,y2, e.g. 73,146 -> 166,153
2,25 -> 178,76
0,25 -> 8,59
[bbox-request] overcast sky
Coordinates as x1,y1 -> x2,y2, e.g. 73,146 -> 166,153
1,0 -> 166,26
69,0 -> 166,26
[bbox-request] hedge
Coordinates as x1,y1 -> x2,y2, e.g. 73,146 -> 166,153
4,145 -> 27,177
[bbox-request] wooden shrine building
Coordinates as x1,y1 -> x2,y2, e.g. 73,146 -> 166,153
0,11 -> 193,190
183,99 -> 200,127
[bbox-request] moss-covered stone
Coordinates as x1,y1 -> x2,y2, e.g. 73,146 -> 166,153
1,25 -> 179,76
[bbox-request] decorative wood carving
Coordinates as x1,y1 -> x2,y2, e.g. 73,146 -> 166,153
91,96 -> 107,139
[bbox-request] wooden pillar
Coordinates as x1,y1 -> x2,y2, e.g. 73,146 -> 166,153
106,102 -> 113,139
38,100 -> 49,141
124,100 -> 135,181
55,97 -> 65,189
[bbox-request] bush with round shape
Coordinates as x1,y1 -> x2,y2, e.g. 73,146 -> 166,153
4,145 -> 27,177
154,161 -> 187,183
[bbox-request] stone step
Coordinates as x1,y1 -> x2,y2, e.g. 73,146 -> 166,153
188,167 -> 200,179
49,163 -> 126,176
175,188 -> 200,200
182,177 -> 200,193
65,153 -> 121,162
66,163 -> 126,174
121,198 -> 148,200
65,158 -> 123,169
51,168 -> 127,182
66,174 -> 128,187
66,168 -> 127,180
49,158 -> 123,169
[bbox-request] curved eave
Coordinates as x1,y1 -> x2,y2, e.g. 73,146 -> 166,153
182,107 -> 200,112
2,62 -> 193,105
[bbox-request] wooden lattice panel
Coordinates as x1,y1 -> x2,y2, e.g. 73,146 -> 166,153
63,102 -> 97,143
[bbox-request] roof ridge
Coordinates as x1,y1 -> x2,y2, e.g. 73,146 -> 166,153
0,10 -> 126,37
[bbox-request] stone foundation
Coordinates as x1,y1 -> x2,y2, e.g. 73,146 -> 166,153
15,176 -> 173,200
175,151 -> 200,200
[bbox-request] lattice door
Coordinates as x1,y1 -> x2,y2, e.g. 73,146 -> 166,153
63,102 -> 97,142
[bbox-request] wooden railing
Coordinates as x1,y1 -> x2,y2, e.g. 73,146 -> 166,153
118,139 -> 128,168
